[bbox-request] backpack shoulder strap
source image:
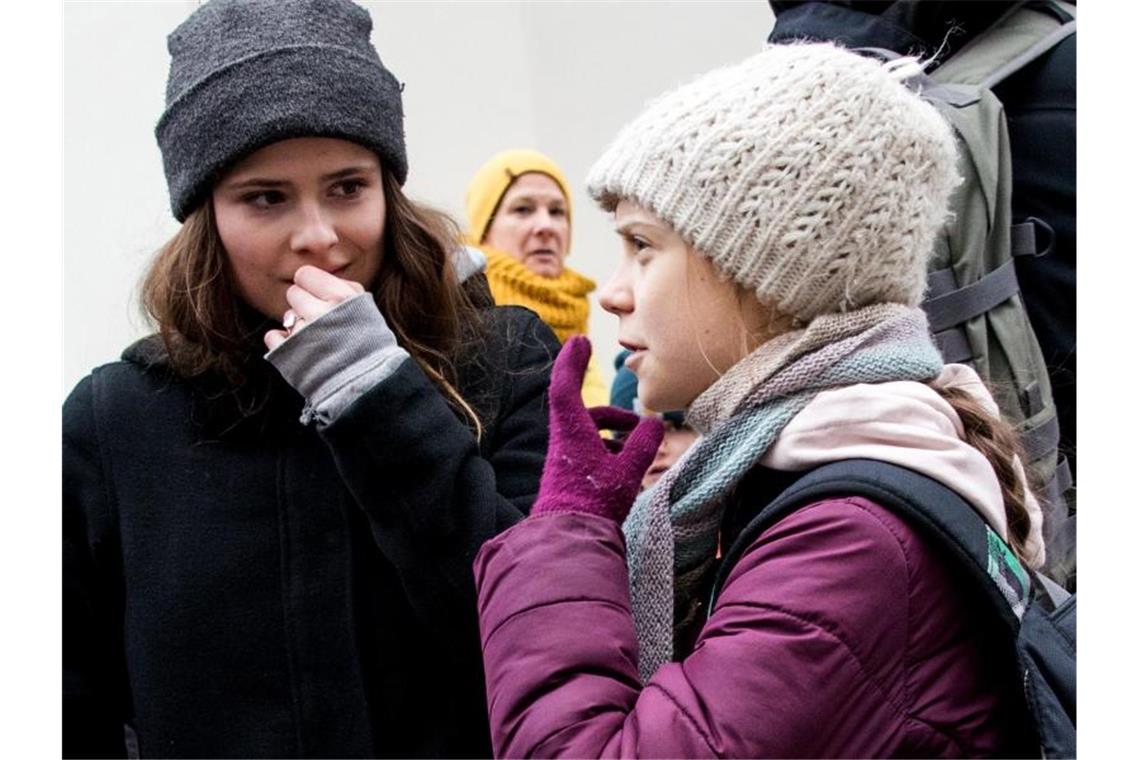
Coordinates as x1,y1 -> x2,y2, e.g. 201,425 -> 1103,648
708,459 -> 1032,632
929,2 -> 1076,89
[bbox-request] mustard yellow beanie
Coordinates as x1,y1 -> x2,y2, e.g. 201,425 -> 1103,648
465,149 -> 574,244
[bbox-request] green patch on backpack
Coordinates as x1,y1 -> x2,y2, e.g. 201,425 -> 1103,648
986,525 -> 1029,619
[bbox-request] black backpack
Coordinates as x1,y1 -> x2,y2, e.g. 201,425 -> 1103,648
709,459 -> 1076,758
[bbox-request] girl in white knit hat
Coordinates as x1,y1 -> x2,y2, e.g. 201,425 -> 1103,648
472,42 -> 1048,757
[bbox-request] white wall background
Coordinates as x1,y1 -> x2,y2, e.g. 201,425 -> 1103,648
64,0 -> 775,396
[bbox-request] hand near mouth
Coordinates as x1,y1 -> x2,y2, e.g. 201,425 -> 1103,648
261,264 -> 405,428
529,336 -> 664,523
264,264 -> 366,351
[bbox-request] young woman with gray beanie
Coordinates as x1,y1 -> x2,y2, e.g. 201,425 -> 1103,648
62,1 -> 560,756
473,42 -> 1047,756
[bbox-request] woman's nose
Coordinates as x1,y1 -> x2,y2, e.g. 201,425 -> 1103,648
599,269 -> 633,316
290,202 -> 339,254
533,208 -> 556,234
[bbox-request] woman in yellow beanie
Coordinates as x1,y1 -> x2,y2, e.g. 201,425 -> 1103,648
466,149 -> 608,406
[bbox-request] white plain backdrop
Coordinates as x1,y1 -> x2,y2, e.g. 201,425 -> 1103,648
63,0 -> 775,396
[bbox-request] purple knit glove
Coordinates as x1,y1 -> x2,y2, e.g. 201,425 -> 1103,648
531,336 -> 664,522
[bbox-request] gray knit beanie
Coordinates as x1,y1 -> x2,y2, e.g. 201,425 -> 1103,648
586,43 -> 960,323
156,0 -> 407,222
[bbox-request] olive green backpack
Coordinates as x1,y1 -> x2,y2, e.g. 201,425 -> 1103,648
861,1 -> 1076,587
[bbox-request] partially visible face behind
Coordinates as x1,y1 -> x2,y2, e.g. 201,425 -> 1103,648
212,136 -> 386,320
642,421 -> 700,490
483,172 -> 569,278
599,200 -> 772,412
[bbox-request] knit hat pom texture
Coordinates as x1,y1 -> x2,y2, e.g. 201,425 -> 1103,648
157,0 -> 406,221
586,43 -> 960,322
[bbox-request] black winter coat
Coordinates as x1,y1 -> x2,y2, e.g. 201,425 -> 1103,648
63,305 -> 560,758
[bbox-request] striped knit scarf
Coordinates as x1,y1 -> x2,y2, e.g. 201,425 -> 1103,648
622,304 -> 945,682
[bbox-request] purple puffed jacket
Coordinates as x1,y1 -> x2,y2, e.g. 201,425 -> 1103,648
474,494 -> 1018,758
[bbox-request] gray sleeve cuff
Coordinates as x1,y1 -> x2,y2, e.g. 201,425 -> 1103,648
265,292 -> 409,426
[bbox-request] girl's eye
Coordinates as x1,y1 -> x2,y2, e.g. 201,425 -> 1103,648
632,237 -> 655,265
332,179 -> 365,198
620,234 -> 652,260
244,190 -> 286,209
511,205 -> 533,215
550,207 -> 566,217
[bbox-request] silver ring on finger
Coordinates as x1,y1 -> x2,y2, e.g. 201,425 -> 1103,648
283,310 -> 300,334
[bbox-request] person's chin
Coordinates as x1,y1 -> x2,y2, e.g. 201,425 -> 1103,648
638,378 -> 683,415
525,256 -> 562,278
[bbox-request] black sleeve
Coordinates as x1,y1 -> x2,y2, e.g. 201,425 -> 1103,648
63,374 -> 130,759
318,308 -> 559,638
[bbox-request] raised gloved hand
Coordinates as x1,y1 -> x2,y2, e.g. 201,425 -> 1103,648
531,336 -> 664,523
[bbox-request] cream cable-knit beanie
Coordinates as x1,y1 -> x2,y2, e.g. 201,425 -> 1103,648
586,43 -> 960,322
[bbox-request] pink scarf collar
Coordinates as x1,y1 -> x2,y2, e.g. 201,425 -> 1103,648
761,363 -> 1046,569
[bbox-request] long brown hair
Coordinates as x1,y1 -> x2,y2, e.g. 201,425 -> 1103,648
934,385 -> 1038,566
141,167 -> 486,434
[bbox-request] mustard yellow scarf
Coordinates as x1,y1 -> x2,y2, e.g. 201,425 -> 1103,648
481,248 -> 595,344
